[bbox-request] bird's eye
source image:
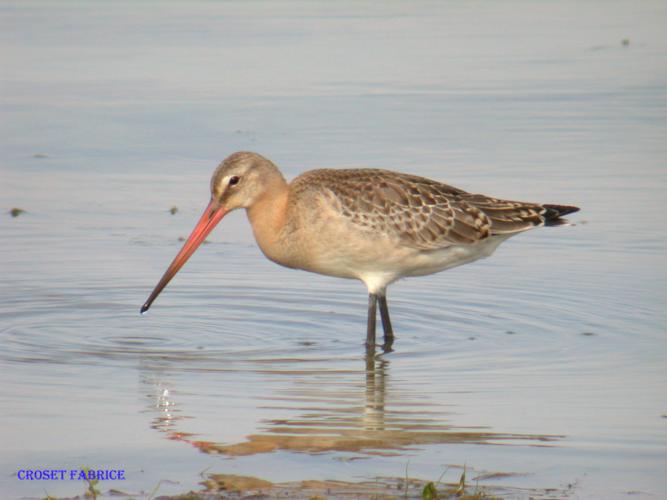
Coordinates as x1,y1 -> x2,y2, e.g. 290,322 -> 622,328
228,176 -> 240,186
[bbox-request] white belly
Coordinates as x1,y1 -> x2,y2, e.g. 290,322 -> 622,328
357,235 -> 512,293
294,226 -> 513,294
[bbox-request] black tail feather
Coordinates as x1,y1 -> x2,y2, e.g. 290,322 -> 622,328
543,204 -> 580,226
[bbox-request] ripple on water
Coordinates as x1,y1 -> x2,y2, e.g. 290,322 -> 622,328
1,235 -> 653,461
0,253 -> 635,376
0,274 -> 366,371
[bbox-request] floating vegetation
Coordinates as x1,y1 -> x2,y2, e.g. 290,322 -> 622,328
33,467 -> 574,499
198,469 -> 508,500
10,208 -> 25,217
621,38 -> 630,46
455,466 -> 467,496
77,466 -> 101,500
33,153 -> 49,158
422,480 -> 438,500
203,473 -> 273,493
178,236 -> 210,244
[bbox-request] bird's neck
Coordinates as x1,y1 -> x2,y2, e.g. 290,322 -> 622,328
246,179 -> 290,264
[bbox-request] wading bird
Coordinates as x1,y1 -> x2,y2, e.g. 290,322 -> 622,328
141,152 -> 578,348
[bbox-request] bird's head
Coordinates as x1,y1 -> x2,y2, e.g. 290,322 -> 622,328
140,151 -> 282,314
209,151 -> 284,212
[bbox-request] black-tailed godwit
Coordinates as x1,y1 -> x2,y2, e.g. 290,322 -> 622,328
141,152 -> 579,348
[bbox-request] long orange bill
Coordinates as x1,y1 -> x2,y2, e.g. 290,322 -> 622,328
141,200 -> 226,314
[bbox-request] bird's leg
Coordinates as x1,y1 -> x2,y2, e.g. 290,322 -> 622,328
378,295 -> 394,349
366,293 -> 378,347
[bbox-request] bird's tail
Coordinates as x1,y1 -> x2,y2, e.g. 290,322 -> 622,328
543,204 -> 580,226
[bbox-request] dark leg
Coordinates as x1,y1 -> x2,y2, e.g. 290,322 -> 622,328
378,295 -> 394,346
366,293 -> 378,347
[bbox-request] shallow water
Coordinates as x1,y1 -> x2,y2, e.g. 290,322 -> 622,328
2,1 -> 667,498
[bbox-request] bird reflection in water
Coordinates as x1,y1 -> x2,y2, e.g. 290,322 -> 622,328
142,346 -> 559,456
363,343 -> 390,433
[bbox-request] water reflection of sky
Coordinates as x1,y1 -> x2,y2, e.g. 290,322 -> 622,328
1,1 -> 666,498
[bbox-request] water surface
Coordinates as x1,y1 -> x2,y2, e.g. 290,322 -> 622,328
1,1 -> 666,498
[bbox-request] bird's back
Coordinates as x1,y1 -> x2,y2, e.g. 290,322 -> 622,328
289,168 -> 578,252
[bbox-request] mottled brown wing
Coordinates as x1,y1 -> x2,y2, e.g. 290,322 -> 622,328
459,193 -> 549,234
298,169 -> 495,250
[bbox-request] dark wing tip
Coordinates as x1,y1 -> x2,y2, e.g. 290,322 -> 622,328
543,204 -> 580,226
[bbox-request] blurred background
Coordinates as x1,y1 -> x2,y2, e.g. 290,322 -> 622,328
1,1 -> 666,498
